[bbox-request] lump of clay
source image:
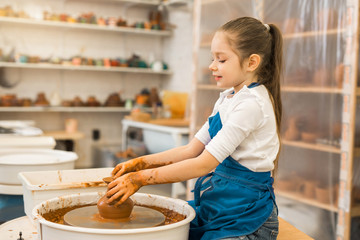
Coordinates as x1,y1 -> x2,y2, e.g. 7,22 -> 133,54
97,195 -> 134,219
97,176 -> 134,219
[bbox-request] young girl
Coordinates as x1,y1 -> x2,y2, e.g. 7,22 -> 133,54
107,17 -> 283,240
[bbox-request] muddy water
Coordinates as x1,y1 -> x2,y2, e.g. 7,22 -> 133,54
42,204 -> 186,226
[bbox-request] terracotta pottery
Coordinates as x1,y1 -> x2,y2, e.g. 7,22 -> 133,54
284,117 -> 301,141
275,179 -> 294,192
334,63 -> 344,88
97,195 -> 134,219
315,186 -> 331,204
303,180 -> 317,199
301,132 -> 318,143
333,184 -> 339,206
34,92 -> 50,106
332,123 -> 342,139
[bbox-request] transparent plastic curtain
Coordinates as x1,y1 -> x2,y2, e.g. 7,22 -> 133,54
195,0 -> 349,239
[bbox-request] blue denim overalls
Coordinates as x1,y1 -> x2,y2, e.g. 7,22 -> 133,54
189,83 -> 277,240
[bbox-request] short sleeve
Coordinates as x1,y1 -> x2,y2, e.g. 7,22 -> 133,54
194,121 -> 211,145
205,98 -> 264,162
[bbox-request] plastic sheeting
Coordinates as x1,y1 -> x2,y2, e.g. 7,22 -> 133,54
192,0 -> 359,239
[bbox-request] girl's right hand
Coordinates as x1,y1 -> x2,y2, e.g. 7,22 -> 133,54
112,157 -> 146,178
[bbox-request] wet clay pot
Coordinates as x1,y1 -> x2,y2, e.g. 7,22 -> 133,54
97,195 -> 134,219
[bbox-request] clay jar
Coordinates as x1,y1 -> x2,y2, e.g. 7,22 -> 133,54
97,195 -> 134,219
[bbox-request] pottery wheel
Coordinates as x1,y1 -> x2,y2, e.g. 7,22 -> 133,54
64,206 -> 165,229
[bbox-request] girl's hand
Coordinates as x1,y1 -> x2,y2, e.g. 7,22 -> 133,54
106,172 -> 144,206
112,157 -> 146,178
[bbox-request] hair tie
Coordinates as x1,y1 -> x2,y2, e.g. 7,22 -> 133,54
264,23 -> 270,31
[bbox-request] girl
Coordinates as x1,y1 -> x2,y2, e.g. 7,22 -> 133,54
107,16 -> 283,240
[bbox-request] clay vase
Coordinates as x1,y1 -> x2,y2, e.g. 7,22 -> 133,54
97,195 -> 134,219
284,118 -> 301,141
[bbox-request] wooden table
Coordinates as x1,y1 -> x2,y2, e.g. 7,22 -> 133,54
278,217 -> 314,240
43,130 -> 85,140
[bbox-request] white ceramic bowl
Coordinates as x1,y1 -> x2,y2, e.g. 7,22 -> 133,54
0,149 -> 77,185
32,192 -> 195,240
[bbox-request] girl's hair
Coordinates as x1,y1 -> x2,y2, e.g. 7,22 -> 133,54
219,17 -> 283,176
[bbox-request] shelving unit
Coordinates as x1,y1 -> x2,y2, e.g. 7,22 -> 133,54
275,190 -> 338,212
191,0 -> 358,239
0,106 -> 130,112
0,62 -> 172,75
0,0 -> 179,169
282,140 -> 341,154
0,106 -> 152,113
0,16 -> 172,36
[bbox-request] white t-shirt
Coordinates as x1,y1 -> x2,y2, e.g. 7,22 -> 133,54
195,84 -> 279,172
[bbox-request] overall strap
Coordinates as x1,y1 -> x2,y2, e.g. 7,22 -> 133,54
193,172 -> 213,206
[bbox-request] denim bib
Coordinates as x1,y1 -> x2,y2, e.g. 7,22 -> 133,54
188,83 -> 276,240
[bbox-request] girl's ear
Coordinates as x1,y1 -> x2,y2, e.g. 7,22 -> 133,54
246,54 -> 261,72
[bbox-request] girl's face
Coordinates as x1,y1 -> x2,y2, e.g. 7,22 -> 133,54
209,31 -> 252,93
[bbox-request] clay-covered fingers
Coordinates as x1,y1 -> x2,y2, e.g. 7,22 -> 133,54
106,187 -> 125,204
111,163 -> 126,178
114,193 -> 132,207
106,173 -> 143,205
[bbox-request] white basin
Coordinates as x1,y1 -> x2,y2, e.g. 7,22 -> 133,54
32,192 -> 196,240
0,149 -> 77,185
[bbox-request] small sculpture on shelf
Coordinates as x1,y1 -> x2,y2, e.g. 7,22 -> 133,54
73,96 -> 85,107
104,92 -> 124,107
34,92 -> 49,106
86,96 -> 101,107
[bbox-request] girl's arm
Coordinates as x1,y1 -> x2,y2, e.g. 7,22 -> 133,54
112,138 -> 205,178
107,149 -> 219,205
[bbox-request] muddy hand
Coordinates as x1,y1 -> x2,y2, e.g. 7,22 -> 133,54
112,157 -> 146,178
106,172 -> 144,206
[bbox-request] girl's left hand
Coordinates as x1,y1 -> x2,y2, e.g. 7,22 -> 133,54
106,172 -> 144,206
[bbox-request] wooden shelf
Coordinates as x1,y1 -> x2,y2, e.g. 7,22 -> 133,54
0,106 -> 134,112
199,29 -> 345,47
197,84 -> 343,94
283,28 -> 345,39
0,62 -> 172,75
43,131 -> 85,140
282,140 -> 341,154
281,86 -> 343,94
106,0 -> 160,5
0,17 -> 172,37
276,190 -> 338,212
